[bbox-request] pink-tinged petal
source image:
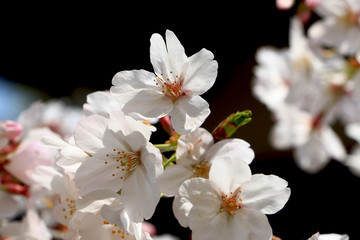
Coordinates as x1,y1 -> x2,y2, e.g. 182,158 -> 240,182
122,167 -> 161,222
176,127 -> 214,165
241,174 -> 290,214
159,165 -> 194,197
206,138 -> 254,164
209,157 -> 252,194
121,90 -> 174,119
74,114 -> 108,154
173,178 -> 221,228
170,95 -> 210,135
6,141 -> 56,185
183,48 -> 218,96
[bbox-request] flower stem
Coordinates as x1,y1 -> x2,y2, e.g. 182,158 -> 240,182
154,143 -> 177,153
163,154 -> 176,168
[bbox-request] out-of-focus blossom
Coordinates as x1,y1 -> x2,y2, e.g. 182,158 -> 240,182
276,0 -> 295,10
0,208 -> 52,240
309,232 -> 349,240
17,100 -> 82,140
173,159 -> 290,240
111,30 -> 218,134
3,127 -> 59,186
0,121 -> 22,150
271,105 -> 346,173
159,128 -> 254,196
345,123 -> 360,176
74,111 -> 163,222
309,0 -> 360,55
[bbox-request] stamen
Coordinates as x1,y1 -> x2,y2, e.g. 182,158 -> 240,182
220,191 -> 242,216
193,161 -> 210,178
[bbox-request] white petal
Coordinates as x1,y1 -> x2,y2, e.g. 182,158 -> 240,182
122,167 -> 161,222
83,91 -> 123,117
173,178 -> 220,228
206,138 -> 254,164
191,208 -> 272,240
76,189 -> 119,214
320,126 -> 346,162
176,127 -> 214,165
345,123 -> 360,143
159,165 -> 194,197
112,70 -> 158,92
209,157 -> 252,194
108,110 -> 151,143
241,174 -> 290,214
74,115 -> 108,154
75,157 -> 125,196
294,133 -> 329,173
121,90 -> 174,119
170,95 -> 210,134
150,30 -> 188,80
183,48 -> 218,96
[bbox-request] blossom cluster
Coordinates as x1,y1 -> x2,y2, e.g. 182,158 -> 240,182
253,0 -> 360,175
0,30 -> 293,240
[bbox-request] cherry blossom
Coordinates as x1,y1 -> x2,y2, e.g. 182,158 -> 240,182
0,208 -> 52,240
270,104 -> 346,173
309,0 -> 360,55
74,110 -> 163,222
173,158 -> 290,240
159,127 -> 254,196
309,232 -> 349,240
111,30 -> 218,134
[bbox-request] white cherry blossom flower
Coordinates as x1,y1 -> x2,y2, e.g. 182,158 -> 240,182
83,91 -> 158,131
74,110 -> 163,222
173,158 -> 290,240
159,128 -> 254,196
111,30 -> 218,134
309,0 -> 360,55
309,232 -> 349,240
270,104 -> 346,173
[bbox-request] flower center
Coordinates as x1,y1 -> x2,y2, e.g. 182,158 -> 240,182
220,191 -> 242,216
58,197 -> 77,221
105,149 -> 140,179
193,161 -> 210,178
340,7 -> 359,27
153,71 -> 184,101
103,220 -> 131,239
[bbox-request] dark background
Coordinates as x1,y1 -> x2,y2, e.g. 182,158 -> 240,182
1,2 -> 359,239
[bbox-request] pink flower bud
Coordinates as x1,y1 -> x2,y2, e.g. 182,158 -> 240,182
3,121 -> 22,141
159,116 -> 175,136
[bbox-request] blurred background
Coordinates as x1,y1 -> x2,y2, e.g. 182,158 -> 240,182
1,2 -> 359,239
